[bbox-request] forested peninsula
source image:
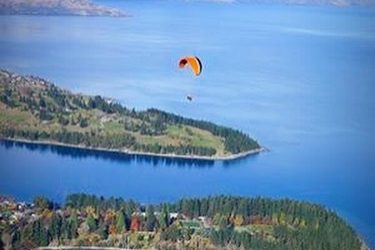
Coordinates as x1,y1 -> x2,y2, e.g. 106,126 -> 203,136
0,70 -> 262,160
0,194 -> 366,250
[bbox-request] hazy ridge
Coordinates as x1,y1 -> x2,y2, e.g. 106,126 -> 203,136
0,0 -> 125,16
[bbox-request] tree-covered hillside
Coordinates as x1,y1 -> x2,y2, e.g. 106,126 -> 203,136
0,194 -> 364,250
0,69 -> 261,159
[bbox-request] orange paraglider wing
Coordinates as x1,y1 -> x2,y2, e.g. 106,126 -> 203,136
178,56 -> 202,76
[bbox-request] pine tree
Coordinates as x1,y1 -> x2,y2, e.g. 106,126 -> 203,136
158,204 -> 170,230
116,211 -> 126,233
86,214 -> 97,232
145,205 -> 157,231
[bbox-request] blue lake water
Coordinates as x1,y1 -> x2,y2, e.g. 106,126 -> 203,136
0,1 -> 374,247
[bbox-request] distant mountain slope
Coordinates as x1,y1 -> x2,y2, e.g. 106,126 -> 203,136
242,0 -> 375,6
190,0 -> 375,6
0,0 -> 125,16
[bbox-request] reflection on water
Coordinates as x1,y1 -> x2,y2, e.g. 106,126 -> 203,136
0,140 -> 215,168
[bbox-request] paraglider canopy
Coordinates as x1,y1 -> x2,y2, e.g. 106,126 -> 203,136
179,56 -> 202,76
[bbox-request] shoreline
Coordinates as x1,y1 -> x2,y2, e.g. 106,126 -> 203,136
38,248 -> 130,250
35,246 -> 129,250
1,137 -> 265,161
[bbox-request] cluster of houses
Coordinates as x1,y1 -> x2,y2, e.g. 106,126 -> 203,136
127,211 -> 208,232
0,195 -> 213,235
0,196 -> 38,227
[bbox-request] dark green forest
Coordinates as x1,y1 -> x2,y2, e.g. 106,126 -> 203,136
0,194 -> 363,250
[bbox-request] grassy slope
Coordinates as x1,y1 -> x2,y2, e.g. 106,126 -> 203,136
0,103 -> 227,155
0,70 -> 258,157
